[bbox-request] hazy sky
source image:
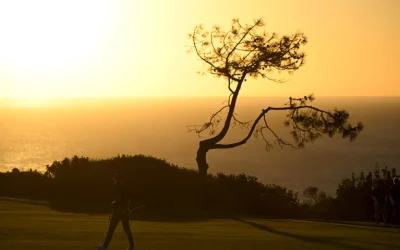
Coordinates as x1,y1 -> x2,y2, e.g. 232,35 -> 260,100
0,0 -> 399,99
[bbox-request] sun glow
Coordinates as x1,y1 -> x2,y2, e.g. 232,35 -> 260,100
0,0 -> 399,100
0,0 -> 116,99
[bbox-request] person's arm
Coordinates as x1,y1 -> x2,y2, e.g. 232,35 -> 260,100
113,195 -> 122,204
111,187 -> 124,207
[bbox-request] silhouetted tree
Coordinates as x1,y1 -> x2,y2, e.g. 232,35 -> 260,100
187,18 -> 363,178
303,186 -> 327,205
301,186 -> 332,218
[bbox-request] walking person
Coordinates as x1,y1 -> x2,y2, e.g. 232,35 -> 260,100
384,175 -> 393,224
95,174 -> 135,250
372,179 -> 387,225
388,177 -> 400,227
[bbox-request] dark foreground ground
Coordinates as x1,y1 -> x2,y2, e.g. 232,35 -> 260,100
0,197 -> 399,250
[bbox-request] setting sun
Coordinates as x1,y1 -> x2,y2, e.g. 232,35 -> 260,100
0,1 -> 114,71
0,1 -> 117,98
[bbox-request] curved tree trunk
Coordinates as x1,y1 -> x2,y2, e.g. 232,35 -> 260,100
195,80 -> 244,178
195,142 -> 211,213
196,143 -> 209,179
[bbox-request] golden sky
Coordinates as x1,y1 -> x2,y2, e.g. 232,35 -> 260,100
0,0 -> 399,99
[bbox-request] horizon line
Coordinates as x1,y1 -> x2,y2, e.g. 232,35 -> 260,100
1,95 -> 400,100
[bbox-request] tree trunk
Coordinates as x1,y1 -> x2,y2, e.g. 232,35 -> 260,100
196,142 -> 211,213
196,142 -> 209,179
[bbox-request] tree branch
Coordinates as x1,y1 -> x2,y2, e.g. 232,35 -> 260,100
225,19 -> 262,67
211,96 -> 363,150
186,105 -> 229,136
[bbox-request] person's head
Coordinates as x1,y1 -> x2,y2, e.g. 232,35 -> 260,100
393,177 -> 399,185
113,174 -> 122,185
377,179 -> 384,185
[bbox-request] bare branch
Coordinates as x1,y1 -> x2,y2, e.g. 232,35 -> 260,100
186,105 -> 229,136
258,127 -> 274,151
192,27 -> 221,74
212,96 -> 363,150
262,115 -> 296,149
232,113 -> 253,129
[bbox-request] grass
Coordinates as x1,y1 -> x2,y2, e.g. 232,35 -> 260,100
1,197 -> 399,250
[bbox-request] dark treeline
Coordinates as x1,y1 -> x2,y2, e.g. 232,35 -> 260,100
0,155 -> 396,221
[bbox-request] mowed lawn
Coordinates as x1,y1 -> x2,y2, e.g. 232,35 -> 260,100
1,198 -> 399,250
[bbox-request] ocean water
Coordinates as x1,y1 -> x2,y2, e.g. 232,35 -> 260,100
0,96 -> 399,196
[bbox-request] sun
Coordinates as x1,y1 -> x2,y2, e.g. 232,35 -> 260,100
0,1 -> 114,71
0,1 -> 116,99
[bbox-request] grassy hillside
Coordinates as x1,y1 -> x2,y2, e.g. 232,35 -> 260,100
1,197 -> 399,250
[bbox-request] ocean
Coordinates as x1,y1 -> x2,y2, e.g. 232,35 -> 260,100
1,96 -> 399,196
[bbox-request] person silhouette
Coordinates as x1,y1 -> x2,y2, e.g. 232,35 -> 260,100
95,174 -> 135,250
389,177 -> 400,227
372,179 -> 388,225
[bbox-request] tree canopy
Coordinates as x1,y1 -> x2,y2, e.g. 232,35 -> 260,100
187,18 -> 363,177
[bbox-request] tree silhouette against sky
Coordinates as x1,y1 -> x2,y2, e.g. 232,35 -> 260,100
187,18 -> 363,178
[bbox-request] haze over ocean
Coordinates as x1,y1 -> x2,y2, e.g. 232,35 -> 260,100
1,96 -> 399,195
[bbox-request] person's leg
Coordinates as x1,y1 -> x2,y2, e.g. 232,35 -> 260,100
388,203 -> 393,224
382,204 -> 388,225
383,212 -> 388,225
395,204 -> 400,226
121,211 -> 135,249
103,212 -> 121,248
378,203 -> 386,224
374,203 -> 380,224
375,211 -> 380,224
391,205 -> 396,225
390,204 -> 399,226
